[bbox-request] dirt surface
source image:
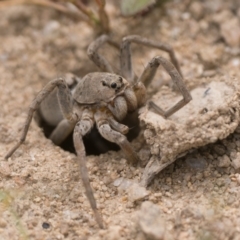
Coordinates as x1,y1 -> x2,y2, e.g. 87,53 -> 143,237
1,1 -> 240,239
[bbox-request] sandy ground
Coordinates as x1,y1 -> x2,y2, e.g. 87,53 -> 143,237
1,1 -> 240,239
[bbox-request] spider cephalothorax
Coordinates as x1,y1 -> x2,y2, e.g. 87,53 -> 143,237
5,35 -> 192,228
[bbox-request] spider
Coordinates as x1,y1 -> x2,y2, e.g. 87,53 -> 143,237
5,35 -> 192,228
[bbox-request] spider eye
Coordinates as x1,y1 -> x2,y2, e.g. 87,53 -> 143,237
102,81 -> 107,86
111,82 -> 117,89
119,77 -> 123,82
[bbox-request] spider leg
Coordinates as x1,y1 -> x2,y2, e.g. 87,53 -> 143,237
95,110 -> 139,165
120,35 -> 183,83
108,116 -> 129,135
5,77 -> 77,159
142,56 -> 192,118
49,118 -> 76,145
73,109 -> 104,229
107,96 -> 128,121
87,35 -> 119,73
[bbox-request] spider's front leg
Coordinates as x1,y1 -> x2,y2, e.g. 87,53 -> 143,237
94,110 -> 139,165
140,56 -> 192,118
119,35 -> 192,118
5,77 -> 76,159
73,108 -> 104,229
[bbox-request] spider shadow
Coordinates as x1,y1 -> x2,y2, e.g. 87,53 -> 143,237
36,111 -> 140,156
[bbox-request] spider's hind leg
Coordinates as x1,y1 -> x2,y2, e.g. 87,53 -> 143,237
120,35 -> 183,84
87,35 -> 119,73
5,77 -> 76,159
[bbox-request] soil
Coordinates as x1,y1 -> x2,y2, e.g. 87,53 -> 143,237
0,1 -> 240,239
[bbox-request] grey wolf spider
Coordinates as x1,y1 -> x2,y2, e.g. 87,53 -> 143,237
5,35 -> 192,228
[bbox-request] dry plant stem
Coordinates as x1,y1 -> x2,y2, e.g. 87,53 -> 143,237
0,0 -> 110,33
95,0 -> 110,33
72,0 -> 109,32
72,0 -> 100,27
0,0 -> 70,13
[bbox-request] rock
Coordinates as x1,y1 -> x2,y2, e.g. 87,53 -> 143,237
0,218 -> 7,228
113,178 -> 150,202
213,144 -> 226,156
212,11 -> 240,48
221,17 -> 240,48
138,147 -> 151,167
104,226 -> 123,240
43,20 -> 60,36
140,76 -> 240,187
198,45 -> 224,69
218,155 -> 231,168
0,162 -> 11,177
113,177 -> 132,189
212,10 -> 233,25
59,223 -> 69,237
185,155 -> 208,170
189,1 -> 204,20
138,201 -> 165,240
127,183 -> 149,202
231,153 -> 240,170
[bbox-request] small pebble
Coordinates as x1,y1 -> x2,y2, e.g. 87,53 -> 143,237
127,183 -> 150,202
138,201 -> 165,240
0,219 -> 7,228
185,156 -> 208,170
221,17 -> 240,47
213,144 -> 226,156
218,155 -> 231,168
0,162 -> 11,177
42,222 -> 50,229
231,153 -> 240,170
